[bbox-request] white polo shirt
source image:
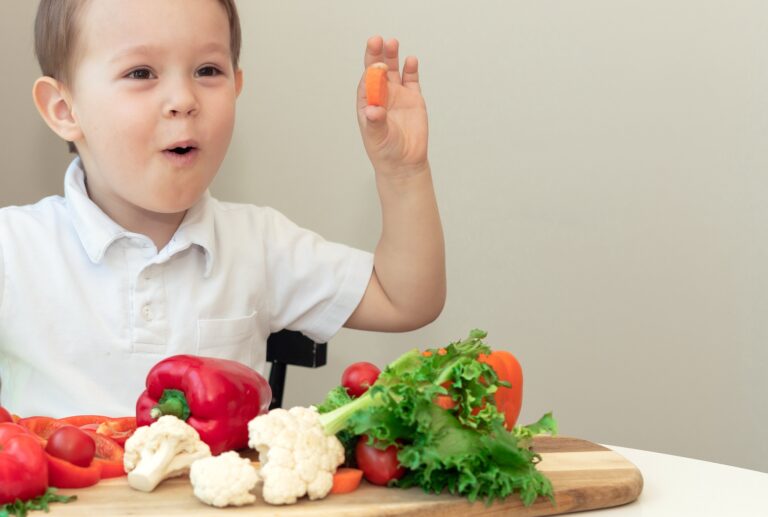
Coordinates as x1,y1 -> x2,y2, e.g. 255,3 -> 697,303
0,158 -> 373,417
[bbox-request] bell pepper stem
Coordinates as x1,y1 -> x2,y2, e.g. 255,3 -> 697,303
150,389 -> 191,421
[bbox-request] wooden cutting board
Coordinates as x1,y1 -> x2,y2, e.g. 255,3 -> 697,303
47,436 -> 643,516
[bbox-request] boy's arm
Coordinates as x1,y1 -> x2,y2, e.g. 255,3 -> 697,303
344,36 -> 446,332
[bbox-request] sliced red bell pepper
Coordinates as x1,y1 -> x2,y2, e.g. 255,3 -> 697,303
83,430 -> 124,479
17,416 -> 127,487
96,418 -> 136,447
46,452 -> 102,489
56,415 -> 109,426
56,415 -> 137,446
16,416 -> 59,444
0,422 -> 49,504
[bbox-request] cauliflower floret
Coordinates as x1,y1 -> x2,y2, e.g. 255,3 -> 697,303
124,415 -> 211,492
248,406 -> 344,505
189,451 -> 260,508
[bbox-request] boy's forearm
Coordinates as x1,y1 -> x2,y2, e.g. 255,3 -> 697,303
372,164 -> 446,327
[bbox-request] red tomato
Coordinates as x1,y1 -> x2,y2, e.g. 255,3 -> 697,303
45,425 -> 96,468
341,362 -> 381,398
355,435 -> 406,486
0,407 -> 13,423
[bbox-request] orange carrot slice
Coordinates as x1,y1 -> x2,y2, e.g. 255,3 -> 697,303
365,63 -> 388,107
435,394 -> 457,410
331,467 -> 364,494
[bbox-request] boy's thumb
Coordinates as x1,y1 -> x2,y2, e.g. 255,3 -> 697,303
363,105 -> 388,142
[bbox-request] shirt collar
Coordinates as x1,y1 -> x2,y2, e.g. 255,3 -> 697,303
173,190 -> 216,277
64,157 -> 216,277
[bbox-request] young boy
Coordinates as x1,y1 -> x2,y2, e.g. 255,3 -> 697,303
0,0 -> 445,417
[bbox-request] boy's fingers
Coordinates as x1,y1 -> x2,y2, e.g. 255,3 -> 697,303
383,38 -> 401,83
401,56 -> 420,92
364,35 -> 384,69
361,105 -> 388,142
364,105 -> 387,124
356,73 -> 368,111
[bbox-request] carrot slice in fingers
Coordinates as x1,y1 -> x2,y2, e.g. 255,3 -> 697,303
365,64 -> 388,106
331,467 -> 364,494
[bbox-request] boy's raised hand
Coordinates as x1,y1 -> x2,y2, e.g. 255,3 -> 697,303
357,36 -> 429,176
346,37 -> 445,332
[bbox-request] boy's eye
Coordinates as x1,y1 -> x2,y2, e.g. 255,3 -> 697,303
126,68 -> 154,80
196,66 -> 222,77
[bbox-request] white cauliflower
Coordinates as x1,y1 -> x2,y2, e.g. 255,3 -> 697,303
247,406 -> 345,505
189,451 -> 260,508
123,415 -> 211,492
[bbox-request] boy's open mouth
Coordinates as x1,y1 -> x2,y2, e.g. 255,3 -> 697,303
162,142 -> 200,167
168,146 -> 195,155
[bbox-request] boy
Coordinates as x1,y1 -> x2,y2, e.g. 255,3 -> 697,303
0,0 -> 445,417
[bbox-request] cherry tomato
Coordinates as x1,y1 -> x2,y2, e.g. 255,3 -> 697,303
341,362 -> 381,398
355,435 -> 406,486
45,425 -> 96,468
0,406 -> 13,423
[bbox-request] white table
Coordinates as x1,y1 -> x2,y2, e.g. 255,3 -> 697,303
586,445 -> 768,516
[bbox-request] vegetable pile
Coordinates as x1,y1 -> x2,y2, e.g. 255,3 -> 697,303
0,410 -> 136,516
1,330 -> 557,512
16,416 -> 132,487
315,329 -> 557,506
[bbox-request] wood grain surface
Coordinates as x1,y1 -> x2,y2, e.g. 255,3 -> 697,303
47,436 -> 643,516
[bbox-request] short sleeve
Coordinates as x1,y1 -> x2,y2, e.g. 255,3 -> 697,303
263,208 -> 374,343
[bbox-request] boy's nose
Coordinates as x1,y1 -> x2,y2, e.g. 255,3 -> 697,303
168,107 -> 198,117
163,84 -> 199,118
166,103 -> 198,118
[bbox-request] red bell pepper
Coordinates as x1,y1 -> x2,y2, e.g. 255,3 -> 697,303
57,415 -> 137,446
0,406 -> 13,423
46,452 -> 102,489
17,417 -> 126,487
16,416 -> 59,441
0,422 -> 49,504
136,354 -> 272,455
84,430 -> 125,479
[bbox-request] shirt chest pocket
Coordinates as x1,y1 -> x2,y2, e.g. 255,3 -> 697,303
196,310 -> 259,367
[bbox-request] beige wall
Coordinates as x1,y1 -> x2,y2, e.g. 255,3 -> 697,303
2,1 -> 766,472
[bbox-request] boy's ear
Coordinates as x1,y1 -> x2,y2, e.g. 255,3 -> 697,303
235,69 -> 244,97
32,77 -> 82,143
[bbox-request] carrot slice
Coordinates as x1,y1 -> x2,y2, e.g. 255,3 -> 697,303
365,63 -> 388,107
435,394 -> 456,410
331,467 -> 364,494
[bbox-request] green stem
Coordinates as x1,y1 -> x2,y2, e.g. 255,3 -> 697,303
150,389 -> 191,421
318,390 -> 378,435
318,348 -> 421,435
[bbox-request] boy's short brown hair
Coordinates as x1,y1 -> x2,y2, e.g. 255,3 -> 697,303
34,0 -> 242,84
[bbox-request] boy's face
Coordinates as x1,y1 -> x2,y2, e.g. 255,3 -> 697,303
67,0 -> 242,217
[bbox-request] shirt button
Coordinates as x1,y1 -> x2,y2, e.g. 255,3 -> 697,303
142,304 -> 153,321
